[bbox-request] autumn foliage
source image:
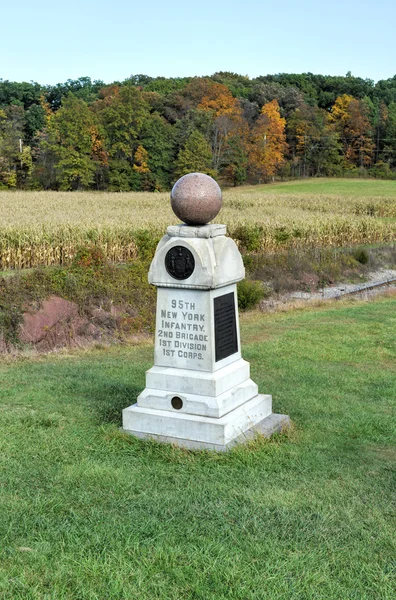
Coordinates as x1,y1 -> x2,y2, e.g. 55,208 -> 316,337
197,82 -> 240,117
330,94 -> 374,167
249,100 -> 287,181
1,72 -> 396,190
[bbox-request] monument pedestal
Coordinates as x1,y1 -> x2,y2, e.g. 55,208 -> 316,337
123,394 -> 289,451
122,221 -> 290,451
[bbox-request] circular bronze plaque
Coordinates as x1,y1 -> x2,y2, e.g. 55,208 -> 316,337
165,246 -> 195,280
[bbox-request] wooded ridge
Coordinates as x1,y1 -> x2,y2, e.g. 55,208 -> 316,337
1,71 -> 396,190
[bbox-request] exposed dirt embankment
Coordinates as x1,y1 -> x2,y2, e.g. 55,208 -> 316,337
1,243 -> 396,355
18,296 -> 140,352
0,252 -> 156,355
1,270 -> 394,356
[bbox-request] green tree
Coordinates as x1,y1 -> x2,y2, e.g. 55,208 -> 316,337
254,73 -> 375,110
0,79 -> 42,109
174,130 -> 215,179
24,103 -> 46,144
363,97 -> 390,164
45,77 -> 104,111
45,94 -> 100,190
94,86 -> 150,161
373,75 -> 396,105
93,85 -> 150,190
381,102 -> 396,168
139,113 -> 176,189
287,103 -> 341,176
0,105 -> 32,188
222,135 -> 248,185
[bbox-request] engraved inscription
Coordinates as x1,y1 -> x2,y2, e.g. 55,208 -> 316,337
165,246 -> 195,280
157,297 -> 208,362
214,292 -> 238,362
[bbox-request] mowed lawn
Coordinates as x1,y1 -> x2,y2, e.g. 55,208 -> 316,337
248,177 -> 396,197
0,296 -> 395,599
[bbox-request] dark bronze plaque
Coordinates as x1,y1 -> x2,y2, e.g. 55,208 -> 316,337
165,246 -> 195,280
214,292 -> 238,362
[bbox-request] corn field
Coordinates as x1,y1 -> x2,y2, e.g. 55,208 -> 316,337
1,185 -> 396,269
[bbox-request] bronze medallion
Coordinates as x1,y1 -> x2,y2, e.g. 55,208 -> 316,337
165,246 -> 195,280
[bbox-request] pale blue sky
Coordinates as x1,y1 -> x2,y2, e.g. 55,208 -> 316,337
1,0 -> 395,85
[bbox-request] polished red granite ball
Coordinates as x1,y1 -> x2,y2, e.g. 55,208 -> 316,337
171,173 -> 222,225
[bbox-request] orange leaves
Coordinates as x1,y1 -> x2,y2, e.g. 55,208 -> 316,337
191,79 -> 247,174
197,82 -> 239,117
248,100 -> 288,181
97,84 -> 121,104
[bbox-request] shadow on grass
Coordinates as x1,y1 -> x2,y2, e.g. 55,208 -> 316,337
92,383 -> 142,427
63,367 -> 297,458
86,381 -> 141,426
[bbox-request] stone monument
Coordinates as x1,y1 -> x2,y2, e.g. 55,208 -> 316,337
122,172 -> 290,450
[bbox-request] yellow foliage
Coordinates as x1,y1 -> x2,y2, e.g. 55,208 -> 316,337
3,171 -> 17,188
198,83 -> 239,117
249,100 -> 288,180
132,145 -> 150,173
330,95 -> 374,166
39,94 -> 53,123
89,126 -> 108,166
330,94 -> 355,124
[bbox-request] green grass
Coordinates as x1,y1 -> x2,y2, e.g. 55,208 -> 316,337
0,298 -> 395,599
251,178 -> 396,196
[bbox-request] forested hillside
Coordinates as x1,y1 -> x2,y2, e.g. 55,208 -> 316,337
1,71 -> 396,191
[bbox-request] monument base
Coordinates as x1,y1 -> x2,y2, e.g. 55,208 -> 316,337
122,394 -> 291,451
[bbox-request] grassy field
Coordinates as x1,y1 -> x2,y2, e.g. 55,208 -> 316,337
0,296 -> 395,599
250,178 -> 396,196
1,179 -> 396,269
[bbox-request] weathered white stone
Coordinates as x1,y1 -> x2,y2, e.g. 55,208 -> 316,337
137,378 -> 259,418
122,209 -> 290,450
145,359 -> 250,397
148,227 -> 245,290
123,393 -> 273,447
154,284 -> 241,372
126,413 -> 291,451
167,223 -> 226,238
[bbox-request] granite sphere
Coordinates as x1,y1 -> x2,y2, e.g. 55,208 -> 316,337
171,173 -> 222,225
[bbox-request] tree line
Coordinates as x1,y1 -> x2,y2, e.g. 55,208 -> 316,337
1,71 -> 396,190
